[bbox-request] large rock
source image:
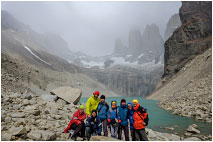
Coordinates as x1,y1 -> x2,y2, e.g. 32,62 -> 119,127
27,130 -> 56,141
183,137 -> 201,141
9,126 -> 27,136
11,112 -> 25,118
50,87 -> 82,105
90,136 -> 121,141
187,125 -> 200,134
1,133 -> 12,141
27,131 -> 42,140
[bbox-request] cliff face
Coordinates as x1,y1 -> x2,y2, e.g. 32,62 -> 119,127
164,14 -> 181,41
164,1 -> 212,79
85,66 -> 163,97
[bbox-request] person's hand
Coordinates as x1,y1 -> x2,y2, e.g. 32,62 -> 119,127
143,122 -> 146,125
118,119 -> 121,123
108,119 -> 111,122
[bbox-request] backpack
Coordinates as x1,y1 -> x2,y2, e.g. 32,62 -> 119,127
136,107 -> 149,126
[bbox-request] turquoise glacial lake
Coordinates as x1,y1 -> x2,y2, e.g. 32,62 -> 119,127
79,96 -> 212,136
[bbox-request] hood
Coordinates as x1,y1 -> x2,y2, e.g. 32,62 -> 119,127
127,102 -> 133,108
134,103 -> 140,111
111,100 -> 117,108
92,94 -> 98,100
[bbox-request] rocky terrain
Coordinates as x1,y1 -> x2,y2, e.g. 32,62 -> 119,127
147,1 -> 212,124
2,90 -> 211,141
164,1 -> 212,79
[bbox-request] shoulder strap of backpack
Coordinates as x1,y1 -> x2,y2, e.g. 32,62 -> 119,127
98,103 -> 104,113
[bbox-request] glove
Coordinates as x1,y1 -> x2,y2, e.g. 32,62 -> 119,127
118,119 -> 121,123
108,119 -> 111,122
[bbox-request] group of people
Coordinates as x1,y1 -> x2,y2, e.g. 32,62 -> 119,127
64,91 -> 149,141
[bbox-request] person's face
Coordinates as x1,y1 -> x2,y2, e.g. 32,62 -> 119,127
92,112 -> 97,117
133,103 -> 137,107
101,99 -> 105,102
128,105 -> 132,110
121,102 -> 126,106
94,94 -> 98,99
79,109 -> 84,113
112,104 -> 116,108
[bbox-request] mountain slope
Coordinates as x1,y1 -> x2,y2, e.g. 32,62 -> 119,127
147,48 -> 212,122
1,10 -> 120,97
147,1 -> 212,123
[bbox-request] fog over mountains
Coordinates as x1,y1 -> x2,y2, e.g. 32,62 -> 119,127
2,1 -> 181,56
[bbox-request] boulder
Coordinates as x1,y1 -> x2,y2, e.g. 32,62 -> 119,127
90,136 -> 121,141
183,137 -> 201,141
50,87 -> 82,105
11,112 -> 25,118
41,94 -> 57,102
9,126 -> 27,136
41,130 -> 57,141
27,131 -> 42,140
187,125 -> 200,134
1,133 -> 12,141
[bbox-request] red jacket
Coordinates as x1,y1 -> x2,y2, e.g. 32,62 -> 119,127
64,110 -> 86,133
133,103 -> 148,129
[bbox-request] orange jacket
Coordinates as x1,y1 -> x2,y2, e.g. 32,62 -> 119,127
133,103 -> 148,129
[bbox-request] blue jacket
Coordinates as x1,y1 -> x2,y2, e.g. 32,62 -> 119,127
127,103 -> 134,130
118,102 -> 129,126
86,116 -> 102,135
108,100 -> 120,120
97,101 -> 109,121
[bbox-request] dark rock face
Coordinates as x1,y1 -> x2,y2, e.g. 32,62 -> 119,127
164,14 -> 181,41
164,1 -> 212,79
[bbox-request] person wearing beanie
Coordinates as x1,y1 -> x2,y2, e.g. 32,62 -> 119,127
86,109 -> 102,140
132,99 -> 149,141
97,95 -> 109,136
86,91 -> 101,117
118,99 -> 129,141
64,104 -> 86,140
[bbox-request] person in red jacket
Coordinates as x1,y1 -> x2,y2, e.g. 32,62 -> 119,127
132,99 -> 148,141
64,105 -> 86,140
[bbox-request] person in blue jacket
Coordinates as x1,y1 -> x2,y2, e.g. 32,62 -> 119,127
108,100 -> 121,139
127,102 -> 134,141
86,110 -> 102,141
118,99 -> 129,141
97,95 -> 109,136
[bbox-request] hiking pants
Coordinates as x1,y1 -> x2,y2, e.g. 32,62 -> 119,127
86,127 -> 97,141
101,119 -> 108,136
133,128 -> 148,141
110,124 -> 118,139
71,123 -> 85,138
118,125 -> 129,141
130,129 -> 135,141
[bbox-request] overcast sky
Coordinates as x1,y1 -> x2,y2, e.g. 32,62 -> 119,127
2,1 -> 181,56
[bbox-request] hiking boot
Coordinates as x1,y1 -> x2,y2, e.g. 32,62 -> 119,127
71,136 -> 77,141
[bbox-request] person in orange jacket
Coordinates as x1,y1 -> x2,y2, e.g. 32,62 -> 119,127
64,105 -> 86,141
132,99 -> 149,141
